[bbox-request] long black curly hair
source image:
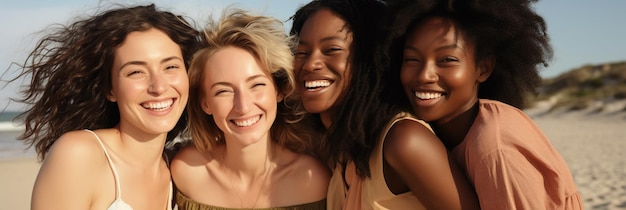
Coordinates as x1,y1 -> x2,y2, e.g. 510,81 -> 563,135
290,0 -> 397,178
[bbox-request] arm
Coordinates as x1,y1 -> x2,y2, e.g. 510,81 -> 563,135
383,120 -> 480,210
31,131 -> 107,210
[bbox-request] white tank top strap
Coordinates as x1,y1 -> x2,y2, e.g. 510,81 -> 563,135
83,129 -> 134,210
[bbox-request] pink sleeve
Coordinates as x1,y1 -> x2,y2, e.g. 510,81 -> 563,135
473,148 -> 549,210
466,100 -> 582,210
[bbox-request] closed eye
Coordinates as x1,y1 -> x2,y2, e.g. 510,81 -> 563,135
252,82 -> 267,88
214,89 -> 233,96
294,50 -> 309,58
439,57 -> 459,63
402,56 -> 421,64
165,65 -> 180,70
126,70 -> 143,77
323,47 -> 342,54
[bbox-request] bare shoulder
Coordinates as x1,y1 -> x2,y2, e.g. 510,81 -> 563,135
278,150 -> 330,202
384,120 -> 445,153
31,130 -> 112,209
171,144 -> 213,174
170,144 -> 214,192
291,153 -> 331,181
45,130 -> 109,168
383,119 -> 447,165
172,144 -> 212,166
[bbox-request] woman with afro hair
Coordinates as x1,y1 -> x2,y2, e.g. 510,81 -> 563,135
386,0 -> 583,209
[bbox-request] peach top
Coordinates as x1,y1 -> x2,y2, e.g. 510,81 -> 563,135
451,99 -> 583,209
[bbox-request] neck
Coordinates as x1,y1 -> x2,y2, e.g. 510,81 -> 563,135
222,140 -> 275,208
222,139 -> 275,179
431,101 -> 479,150
320,112 -> 333,129
115,126 -> 167,167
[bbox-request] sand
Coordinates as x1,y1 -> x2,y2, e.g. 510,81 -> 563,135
527,103 -> 626,210
0,157 -> 39,209
1,104 -> 624,210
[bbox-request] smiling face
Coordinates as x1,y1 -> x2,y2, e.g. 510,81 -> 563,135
293,8 -> 352,126
109,28 -> 188,137
400,17 -> 491,125
200,46 -> 280,146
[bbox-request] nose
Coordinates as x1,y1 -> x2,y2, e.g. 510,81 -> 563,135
148,73 -> 167,95
233,89 -> 251,114
300,51 -> 323,72
417,62 -> 438,83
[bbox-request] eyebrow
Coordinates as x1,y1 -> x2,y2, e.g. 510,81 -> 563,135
210,74 -> 269,89
119,56 -> 183,70
298,35 -> 348,46
403,43 -> 461,52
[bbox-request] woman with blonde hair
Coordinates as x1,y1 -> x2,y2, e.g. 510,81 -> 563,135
171,9 -> 329,210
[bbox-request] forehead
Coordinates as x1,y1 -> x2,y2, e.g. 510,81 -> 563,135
115,29 -> 179,55
298,8 -> 350,40
406,17 -> 470,48
203,47 -> 267,79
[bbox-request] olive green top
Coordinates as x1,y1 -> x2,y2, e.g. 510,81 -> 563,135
176,191 -> 326,210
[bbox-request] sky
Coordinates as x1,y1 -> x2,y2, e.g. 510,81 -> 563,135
1,0 -> 625,112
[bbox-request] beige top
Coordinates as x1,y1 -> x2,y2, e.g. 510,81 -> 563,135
451,99 -> 583,209
327,112 -> 428,210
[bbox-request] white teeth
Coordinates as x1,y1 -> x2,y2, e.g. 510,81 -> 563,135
415,92 -> 442,100
304,80 -> 331,89
142,99 -> 173,111
233,115 -> 261,127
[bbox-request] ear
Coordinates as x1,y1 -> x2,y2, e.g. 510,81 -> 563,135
477,55 -> 495,83
201,99 -> 212,115
276,91 -> 284,103
106,91 -> 117,102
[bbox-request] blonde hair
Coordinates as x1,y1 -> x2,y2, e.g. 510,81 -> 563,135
188,8 -> 312,153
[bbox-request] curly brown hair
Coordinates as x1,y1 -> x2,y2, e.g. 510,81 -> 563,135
386,0 -> 553,109
13,4 -> 203,160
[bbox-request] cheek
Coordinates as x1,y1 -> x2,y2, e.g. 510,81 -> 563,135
255,89 -> 277,108
399,66 -> 414,87
446,68 -> 476,88
115,79 -> 146,99
327,56 -> 349,76
209,99 -> 231,123
173,73 -> 190,96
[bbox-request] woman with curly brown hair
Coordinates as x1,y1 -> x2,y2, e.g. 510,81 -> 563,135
13,4 -> 203,210
387,0 -> 583,209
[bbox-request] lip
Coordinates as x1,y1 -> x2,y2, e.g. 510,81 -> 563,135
410,89 -> 445,107
141,98 -> 176,114
230,114 -> 262,128
303,79 -> 333,91
299,73 -> 335,92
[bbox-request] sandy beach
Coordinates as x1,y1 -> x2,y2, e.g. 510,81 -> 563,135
526,101 -> 626,210
1,104 -> 625,210
0,157 -> 39,209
